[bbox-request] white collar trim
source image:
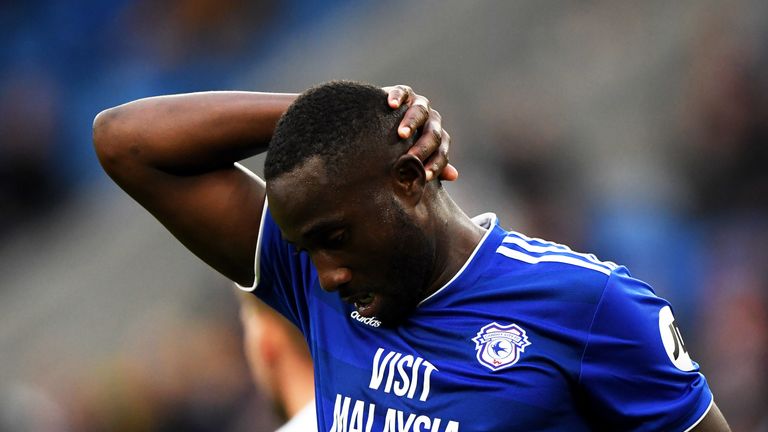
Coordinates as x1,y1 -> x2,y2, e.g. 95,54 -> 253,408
418,213 -> 497,306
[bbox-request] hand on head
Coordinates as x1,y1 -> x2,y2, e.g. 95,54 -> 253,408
383,85 -> 459,182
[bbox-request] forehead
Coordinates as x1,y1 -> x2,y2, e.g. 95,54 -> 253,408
266,156 -> 386,240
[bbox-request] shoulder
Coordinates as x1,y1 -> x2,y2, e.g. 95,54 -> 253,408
496,229 -> 618,277
482,227 -> 616,304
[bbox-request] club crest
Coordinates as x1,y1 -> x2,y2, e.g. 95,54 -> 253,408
472,322 -> 531,371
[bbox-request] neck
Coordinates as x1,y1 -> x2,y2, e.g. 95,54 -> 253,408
423,189 -> 486,298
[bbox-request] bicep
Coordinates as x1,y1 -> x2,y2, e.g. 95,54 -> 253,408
119,162 -> 265,286
579,268 -> 714,431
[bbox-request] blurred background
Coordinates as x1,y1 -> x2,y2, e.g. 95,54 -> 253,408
1,0 -> 767,430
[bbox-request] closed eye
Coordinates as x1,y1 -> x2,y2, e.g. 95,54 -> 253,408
321,230 -> 347,249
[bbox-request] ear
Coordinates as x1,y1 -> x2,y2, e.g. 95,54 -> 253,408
391,153 -> 426,207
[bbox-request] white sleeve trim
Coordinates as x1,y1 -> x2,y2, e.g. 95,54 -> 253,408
233,162 -> 267,293
682,394 -> 714,432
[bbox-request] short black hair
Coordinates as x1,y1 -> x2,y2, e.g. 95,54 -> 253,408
264,81 -> 407,181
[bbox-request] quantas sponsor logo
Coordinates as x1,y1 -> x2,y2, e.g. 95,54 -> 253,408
350,311 -> 381,328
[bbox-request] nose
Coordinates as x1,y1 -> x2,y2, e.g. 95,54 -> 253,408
313,253 -> 352,292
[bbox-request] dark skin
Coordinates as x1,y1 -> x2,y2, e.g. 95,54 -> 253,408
93,86 -> 729,431
267,150 -> 484,324
93,86 -> 455,287
263,111 -> 731,432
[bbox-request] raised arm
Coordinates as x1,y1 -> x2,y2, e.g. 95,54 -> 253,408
93,86 -> 454,287
93,91 -> 295,286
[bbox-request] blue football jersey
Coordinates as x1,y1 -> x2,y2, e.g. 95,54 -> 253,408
241,206 -> 713,432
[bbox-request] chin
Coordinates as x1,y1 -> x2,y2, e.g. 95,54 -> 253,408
375,292 -> 421,328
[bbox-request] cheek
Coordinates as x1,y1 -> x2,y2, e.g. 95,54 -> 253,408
349,230 -> 400,270
344,195 -> 408,278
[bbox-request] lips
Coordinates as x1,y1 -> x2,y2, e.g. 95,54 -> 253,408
354,292 -> 374,308
342,291 -> 382,318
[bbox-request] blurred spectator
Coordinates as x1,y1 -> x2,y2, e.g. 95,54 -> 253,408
491,112 -> 585,248
2,1 -> 767,430
681,28 -> 768,218
698,230 -> 768,432
0,306 -> 278,432
238,292 -> 316,432
115,0 -> 276,70
0,67 -> 66,239
677,16 -> 768,432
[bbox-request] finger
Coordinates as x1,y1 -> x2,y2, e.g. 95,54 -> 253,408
440,163 -> 459,181
422,129 -> 454,181
384,85 -> 413,109
406,115 -> 441,159
398,97 -> 431,139
407,121 -> 442,180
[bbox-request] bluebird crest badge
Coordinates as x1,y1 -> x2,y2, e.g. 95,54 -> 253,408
472,322 -> 531,371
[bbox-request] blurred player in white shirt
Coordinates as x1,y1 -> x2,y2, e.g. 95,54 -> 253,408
238,292 -> 317,432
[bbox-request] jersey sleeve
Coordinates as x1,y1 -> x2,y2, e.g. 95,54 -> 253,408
236,199 -> 314,335
578,267 -> 713,431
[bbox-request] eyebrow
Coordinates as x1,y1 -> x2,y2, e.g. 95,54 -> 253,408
300,217 -> 346,240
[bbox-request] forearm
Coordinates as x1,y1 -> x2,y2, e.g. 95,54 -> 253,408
93,91 -> 298,176
90,85 -> 452,286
